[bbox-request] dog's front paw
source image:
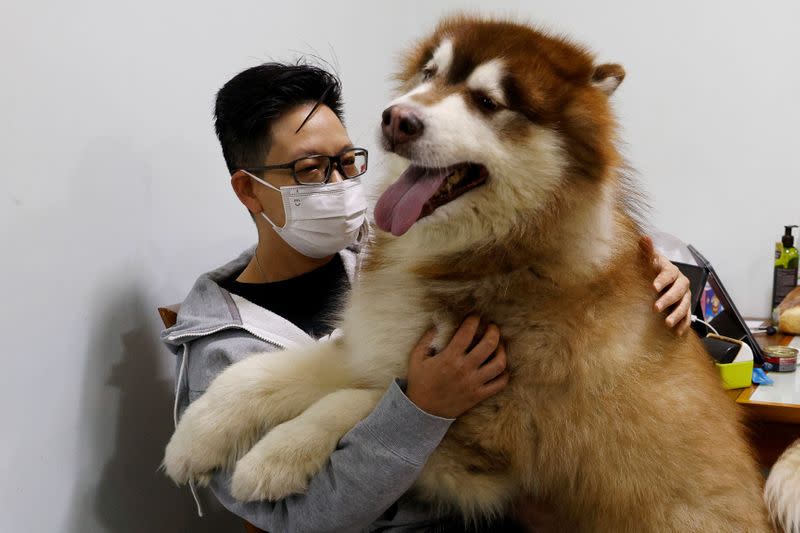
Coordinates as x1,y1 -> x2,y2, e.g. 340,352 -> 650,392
163,397 -> 241,485
230,421 -> 338,501
163,428 -> 217,486
230,446 -> 311,502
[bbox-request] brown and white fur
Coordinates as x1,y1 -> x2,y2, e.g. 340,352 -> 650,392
165,17 -> 799,531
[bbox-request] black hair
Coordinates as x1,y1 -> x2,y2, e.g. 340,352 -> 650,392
214,62 -> 344,173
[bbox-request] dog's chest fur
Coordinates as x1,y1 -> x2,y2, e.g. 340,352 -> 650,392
346,240 -> 656,394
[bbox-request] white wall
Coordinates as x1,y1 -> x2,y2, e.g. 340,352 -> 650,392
2,1 -> 798,531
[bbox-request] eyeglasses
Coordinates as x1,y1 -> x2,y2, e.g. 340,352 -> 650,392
242,147 -> 368,185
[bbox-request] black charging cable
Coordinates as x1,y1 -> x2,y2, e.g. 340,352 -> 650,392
751,325 -> 777,336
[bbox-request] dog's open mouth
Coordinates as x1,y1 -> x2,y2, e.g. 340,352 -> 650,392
374,163 -> 489,236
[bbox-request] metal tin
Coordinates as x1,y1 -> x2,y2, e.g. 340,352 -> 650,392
762,346 -> 798,372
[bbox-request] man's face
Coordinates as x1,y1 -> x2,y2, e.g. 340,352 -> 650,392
255,103 -> 354,227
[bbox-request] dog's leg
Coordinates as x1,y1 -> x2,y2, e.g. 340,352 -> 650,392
412,437 -> 518,523
766,439 -> 800,533
230,387 -> 385,501
163,340 -> 349,486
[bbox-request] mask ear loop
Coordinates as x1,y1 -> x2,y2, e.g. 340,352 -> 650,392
242,169 -> 281,192
259,211 -> 281,228
353,219 -> 370,282
243,170 -> 285,229
355,218 -> 370,248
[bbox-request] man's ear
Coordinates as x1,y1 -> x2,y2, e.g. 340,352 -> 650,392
591,63 -> 626,96
231,170 -> 263,214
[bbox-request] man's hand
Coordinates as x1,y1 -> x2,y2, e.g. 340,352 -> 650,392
406,316 -> 509,419
641,236 -> 692,336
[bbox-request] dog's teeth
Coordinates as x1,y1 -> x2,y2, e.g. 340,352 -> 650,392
447,168 -> 466,185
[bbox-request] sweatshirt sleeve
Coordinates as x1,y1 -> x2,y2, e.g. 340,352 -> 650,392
208,379 -> 453,533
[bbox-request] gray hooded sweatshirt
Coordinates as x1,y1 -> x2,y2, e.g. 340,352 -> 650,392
161,247 -> 460,533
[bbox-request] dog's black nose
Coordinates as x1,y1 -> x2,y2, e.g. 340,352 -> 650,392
381,105 -> 424,146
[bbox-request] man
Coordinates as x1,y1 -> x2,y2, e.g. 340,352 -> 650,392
162,62 -> 692,532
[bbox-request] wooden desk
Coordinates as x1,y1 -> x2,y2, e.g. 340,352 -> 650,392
726,331 -> 800,468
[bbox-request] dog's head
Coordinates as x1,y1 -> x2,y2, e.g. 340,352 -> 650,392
374,16 -> 626,258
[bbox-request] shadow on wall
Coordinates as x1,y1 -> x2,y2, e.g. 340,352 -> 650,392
65,282 -> 239,533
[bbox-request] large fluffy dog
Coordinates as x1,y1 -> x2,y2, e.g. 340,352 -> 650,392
165,17 -> 799,531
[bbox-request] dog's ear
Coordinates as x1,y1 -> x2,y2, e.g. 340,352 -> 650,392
591,63 -> 626,96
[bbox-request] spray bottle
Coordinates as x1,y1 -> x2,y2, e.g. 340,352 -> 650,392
773,225 -> 799,321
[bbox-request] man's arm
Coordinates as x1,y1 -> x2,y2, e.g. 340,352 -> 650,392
182,317 -> 506,532
209,379 -> 451,532
182,333 -> 448,531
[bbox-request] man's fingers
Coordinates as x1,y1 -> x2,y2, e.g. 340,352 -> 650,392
666,291 -> 692,328
653,260 -> 679,293
676,307 -> 692,336
667,292 -> 692,327
446,315 -> 481,355
409,328 -> 437,363
477,371 -> 510,400
465,324 -> 500,366
655,276 -> 689,312
476,344 -> 507,384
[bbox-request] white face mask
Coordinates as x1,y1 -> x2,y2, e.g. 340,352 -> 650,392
245,171 -> 369,258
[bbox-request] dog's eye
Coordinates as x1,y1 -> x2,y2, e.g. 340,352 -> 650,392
473,92 -> 498,112
421,67 -> 435,81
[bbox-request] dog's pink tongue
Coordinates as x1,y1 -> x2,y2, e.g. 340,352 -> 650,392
374,165 -> 447,236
